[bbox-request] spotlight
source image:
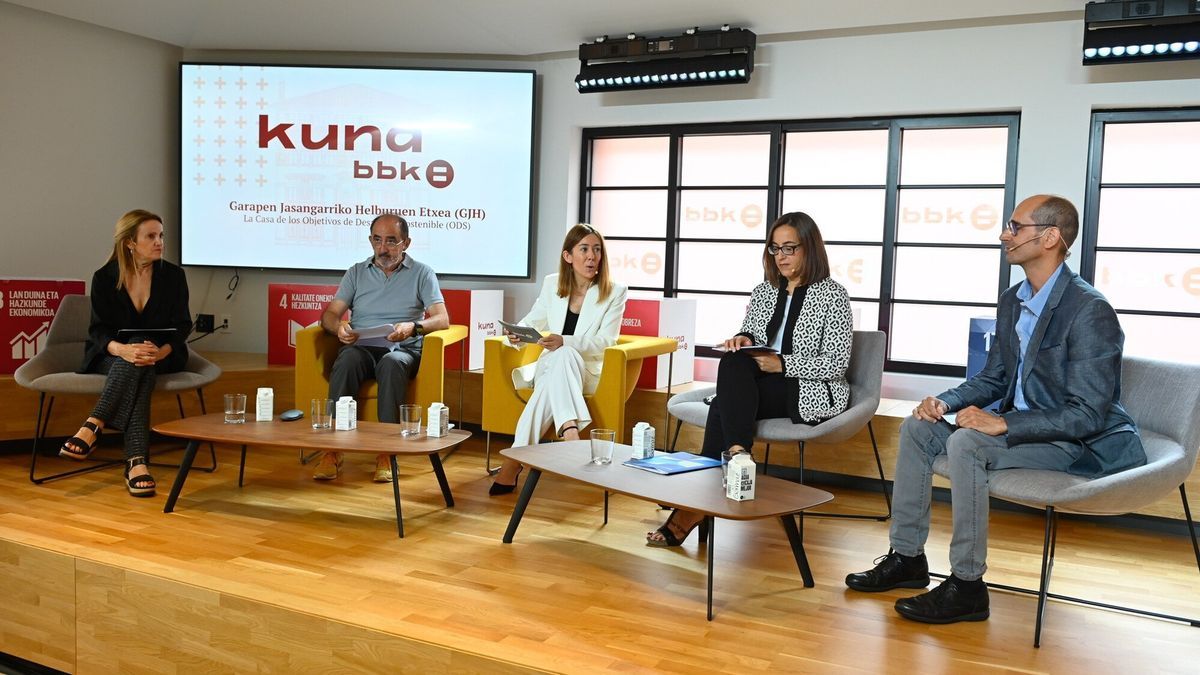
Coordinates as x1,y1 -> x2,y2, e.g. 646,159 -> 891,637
1084,1 -> 1200,65
576,26 -> 756,92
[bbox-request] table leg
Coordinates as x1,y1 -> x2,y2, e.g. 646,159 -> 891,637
237,444 -> 247,487
163,440 -> 200,513
391,455 -> 404,538
706,516 -> 716,621
781,513 -> 814,588
428,453 -> 454,507
502,468 -> 542,543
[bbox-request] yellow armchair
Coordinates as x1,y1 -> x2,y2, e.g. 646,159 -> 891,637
294,324 -> 469,421
481,334 -> 679,470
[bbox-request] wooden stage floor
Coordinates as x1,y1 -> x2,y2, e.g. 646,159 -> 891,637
1,435 -> 1198,673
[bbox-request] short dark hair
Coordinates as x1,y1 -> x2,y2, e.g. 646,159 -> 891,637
762,212 -> 831,288
1032,195 -> 1078,250
370,212 -> 409,240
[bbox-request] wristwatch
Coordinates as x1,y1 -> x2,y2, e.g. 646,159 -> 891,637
413,321 -> 424,336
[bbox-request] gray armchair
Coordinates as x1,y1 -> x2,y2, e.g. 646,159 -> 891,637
667,330 -> 890,520
931,355 -> 1200,647
14,294 -> 221,483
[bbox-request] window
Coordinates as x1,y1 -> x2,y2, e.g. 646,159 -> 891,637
1082,110 -> 1200,364
581,114 -> 1019,376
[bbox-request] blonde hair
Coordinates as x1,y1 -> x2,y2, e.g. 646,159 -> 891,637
109,209 -> 162,290
555,223 -> 612,301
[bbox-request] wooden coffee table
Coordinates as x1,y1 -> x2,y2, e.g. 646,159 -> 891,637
154,413 -> 470,537
500,442 -> 833,619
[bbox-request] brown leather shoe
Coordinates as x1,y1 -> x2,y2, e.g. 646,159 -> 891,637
312,452 -> 343,480
373,454 -> 393,483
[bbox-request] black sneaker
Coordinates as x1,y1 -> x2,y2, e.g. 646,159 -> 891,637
845,550 -> 930,592
894,574 -> 990,624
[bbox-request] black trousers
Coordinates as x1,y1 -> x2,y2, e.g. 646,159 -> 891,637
700,351 -> 792,459
328,345 -> 421,424
89,356 -> 156,460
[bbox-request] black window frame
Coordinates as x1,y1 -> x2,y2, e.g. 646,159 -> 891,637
580,112 -> 1020,377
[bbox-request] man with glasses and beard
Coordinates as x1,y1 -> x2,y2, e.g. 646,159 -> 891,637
313,212 -> 448,482
845,194 -> 1145,625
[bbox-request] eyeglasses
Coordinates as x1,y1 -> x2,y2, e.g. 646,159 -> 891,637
1004,220 -> 1055,236
369,236 -> 404,248
767,244 -> 800,256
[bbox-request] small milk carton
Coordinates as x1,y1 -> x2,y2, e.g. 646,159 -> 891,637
631,422 -> 655,459
255,387 -> 274,422
427,402 -> 449,437
335,395 -> 357,430
726,453 -> 757,501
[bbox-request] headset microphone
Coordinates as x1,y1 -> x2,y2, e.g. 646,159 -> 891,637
1005,231 -> 1048,252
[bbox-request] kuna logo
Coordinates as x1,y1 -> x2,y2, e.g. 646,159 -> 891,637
10,321 -> 49,360
258,116 -> 422,153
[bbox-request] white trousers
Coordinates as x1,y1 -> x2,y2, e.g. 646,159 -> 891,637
512,346 -> 594,447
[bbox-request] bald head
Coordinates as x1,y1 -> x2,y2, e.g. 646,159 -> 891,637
1025,194 -> 1079,251
371,213 -> 409,241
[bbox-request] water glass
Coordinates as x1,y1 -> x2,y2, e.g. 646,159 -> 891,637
310,398 -> 332,429
223,393 -> 246,424
721,450 -> 734,488
589,428 -> 616,465
400,404 -> 422,437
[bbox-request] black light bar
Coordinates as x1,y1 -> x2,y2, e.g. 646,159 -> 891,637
576,27 -> 756,93
1083,0 -> 1200,64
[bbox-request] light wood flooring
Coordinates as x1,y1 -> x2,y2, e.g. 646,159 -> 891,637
1,435 -> 1198,673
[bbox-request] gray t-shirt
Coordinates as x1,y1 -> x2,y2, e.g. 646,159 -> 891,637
335,254 -> 444,348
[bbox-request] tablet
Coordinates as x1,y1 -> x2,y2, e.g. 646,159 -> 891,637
498,320 -> 543,344
116,328 -> 176,346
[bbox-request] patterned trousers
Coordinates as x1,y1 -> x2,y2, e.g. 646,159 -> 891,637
89,356 -> 157,460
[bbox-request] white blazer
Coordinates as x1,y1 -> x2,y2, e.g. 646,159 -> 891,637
511,274 -> 628,390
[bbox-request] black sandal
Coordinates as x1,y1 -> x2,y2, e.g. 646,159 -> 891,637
59,420 -> 102,460
646,509 -> 709,548
124,457 -> 156,498
558,424 -> 579,439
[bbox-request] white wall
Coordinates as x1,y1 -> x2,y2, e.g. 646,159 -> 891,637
1,1 -> 180,280
5,6 -> 1200,380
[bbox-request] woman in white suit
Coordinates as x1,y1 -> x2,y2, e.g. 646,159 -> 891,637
490,224 -> 628,495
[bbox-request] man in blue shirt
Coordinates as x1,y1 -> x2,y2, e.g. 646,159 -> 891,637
314,213 -> 448,482
846,195 -> 1146,624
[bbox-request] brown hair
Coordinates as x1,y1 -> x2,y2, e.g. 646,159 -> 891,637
762,212 -> 831,288
109,209 -> 163,290
556,223 -> 612,301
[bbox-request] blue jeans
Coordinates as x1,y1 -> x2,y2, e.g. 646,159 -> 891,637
889,417 -> 1082,580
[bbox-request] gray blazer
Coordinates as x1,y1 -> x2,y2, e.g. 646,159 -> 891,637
938,268 -> 1146,478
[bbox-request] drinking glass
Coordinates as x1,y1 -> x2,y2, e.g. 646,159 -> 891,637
310,398 -> 332,429
400,404 -> 422,437
590,428 -> 616,465
224,393 -> 246,424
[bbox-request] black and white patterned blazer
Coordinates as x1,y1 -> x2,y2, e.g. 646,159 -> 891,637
737,277 -> 853,422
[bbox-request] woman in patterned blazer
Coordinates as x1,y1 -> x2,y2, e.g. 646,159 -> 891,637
647,211 -> 853,547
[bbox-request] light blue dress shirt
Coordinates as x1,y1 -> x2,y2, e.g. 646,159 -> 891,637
1012,263 -> 1066,411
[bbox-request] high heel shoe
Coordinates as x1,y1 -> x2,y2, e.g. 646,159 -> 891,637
489,466 -> 523,496
124,456 -> 156,498
59,420 -> 102,460
646,509 -> 710,548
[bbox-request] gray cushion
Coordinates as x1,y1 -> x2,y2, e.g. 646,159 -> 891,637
14,294 -> 222,396
930,356 -> 1200,517
667,331 -> 886,447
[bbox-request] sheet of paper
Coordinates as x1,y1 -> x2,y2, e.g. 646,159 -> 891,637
353,323 -> 397,348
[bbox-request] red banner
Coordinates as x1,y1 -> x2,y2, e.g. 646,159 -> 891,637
2,278 -> 86,374
267,283 -> 339,365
